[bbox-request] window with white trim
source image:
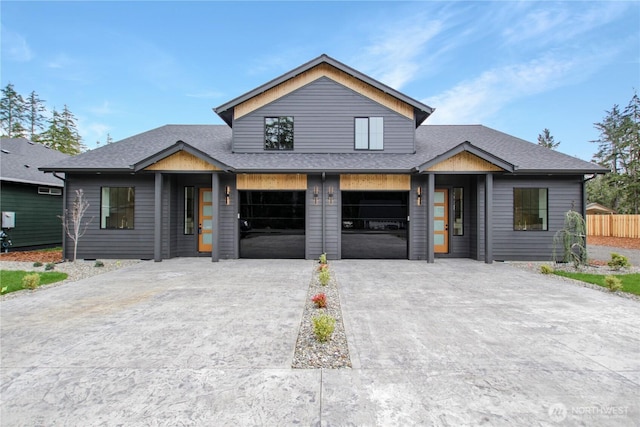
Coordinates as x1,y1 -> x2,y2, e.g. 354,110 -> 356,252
355,117 -> 384,150
38,187 -> 62,196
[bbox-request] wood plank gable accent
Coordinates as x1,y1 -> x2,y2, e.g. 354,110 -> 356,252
426,151 -> 505,172
340,174 -> 411,191
236,174 -> 307,190
143,151 -> 221,172
234,63 -> 414,121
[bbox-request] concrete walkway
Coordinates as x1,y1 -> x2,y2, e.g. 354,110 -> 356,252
1,259 -> 638,426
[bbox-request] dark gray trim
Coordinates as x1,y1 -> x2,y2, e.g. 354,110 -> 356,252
211,174 -> 220,262
417,141 -> 514,173
154,172 -> 163,262
132,140 -> 234,172
484,173 -> 493,264
426,173 -> 435,263
214,54 -> 434,128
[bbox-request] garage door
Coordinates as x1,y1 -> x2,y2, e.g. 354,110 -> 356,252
239,191 -> 305,259
342,191 -> 408,259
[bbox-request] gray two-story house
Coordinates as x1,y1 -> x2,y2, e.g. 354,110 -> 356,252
41,55 -> 606,262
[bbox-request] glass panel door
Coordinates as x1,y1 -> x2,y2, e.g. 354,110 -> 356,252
198,188 -> 213,252
434,189 -> 449,253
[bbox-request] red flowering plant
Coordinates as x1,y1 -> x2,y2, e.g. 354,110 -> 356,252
311,292 -> 327,308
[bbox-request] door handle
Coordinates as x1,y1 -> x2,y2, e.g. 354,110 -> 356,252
445,224 -> 449,231
198,224 -> 202,234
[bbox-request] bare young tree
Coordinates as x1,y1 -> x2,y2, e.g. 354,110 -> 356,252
60,189 -> 93,262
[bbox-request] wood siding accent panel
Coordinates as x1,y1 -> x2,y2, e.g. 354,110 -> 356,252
64,174 -> 155,260
144,151 -> 220,172
235,63 -> 414,120
0,182 -> 63,248
340,174 -> 411,191
492,175 -> 583,261
232,78 -> 415,154
236,174 -> 307,190
427,151 -> 505,172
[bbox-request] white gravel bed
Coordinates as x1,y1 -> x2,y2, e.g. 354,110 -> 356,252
0,259 -> 141,301
292,264 -> 352,369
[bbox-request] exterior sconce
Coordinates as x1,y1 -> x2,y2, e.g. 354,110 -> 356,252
225,186 -> 231,205
313,186 -> 319,205
416,186 -> 422,206
328,186 -> 334,205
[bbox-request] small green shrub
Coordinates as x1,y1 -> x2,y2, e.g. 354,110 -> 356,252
608,253 -> 631,271
312,314 -> 335,342
312,293 -> 327,308
319,253 -> 327,264
1,286 -> 7,294
605,275 -> 623,292
44,263 -> 55,271
540,265 -> 554,275
21,273 -> 40,290
33,261 -> 43,267
94,260 -> 104,267
319,268 -> 330,286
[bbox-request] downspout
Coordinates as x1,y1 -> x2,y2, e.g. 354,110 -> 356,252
52,172 -> 67,262
321,172 -> 326,255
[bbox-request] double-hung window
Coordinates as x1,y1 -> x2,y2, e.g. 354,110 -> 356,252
265,116 -> 294,150
513,188 -> 548,231
355,117 -> 384,150
101,187 -> 135,229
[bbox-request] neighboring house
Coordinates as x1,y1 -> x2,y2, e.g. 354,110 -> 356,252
586,202 -> 616,215
1,137 -> 68,249
41,55 -> 607,262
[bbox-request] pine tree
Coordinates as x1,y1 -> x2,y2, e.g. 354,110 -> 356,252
537,128 -> 560,150
25,91 -> 47,142
41,105 -> 84,155
0,83 -> 27,138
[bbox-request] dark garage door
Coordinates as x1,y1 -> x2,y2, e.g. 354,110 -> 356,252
239,191 -> 305,259
342,191 -> 408,259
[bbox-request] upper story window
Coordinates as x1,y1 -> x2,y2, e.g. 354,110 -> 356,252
101,187 -> 135,229
355,117 -> 384,150
514,188 -> 548,231
265,116 -> 294,150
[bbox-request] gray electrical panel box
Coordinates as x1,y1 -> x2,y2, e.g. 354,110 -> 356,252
2,212 -> 15,229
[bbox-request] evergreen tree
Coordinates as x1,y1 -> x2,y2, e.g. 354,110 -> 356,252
40,107 -> 84,155
25,91 -> 47,141
0,83 -> 27,138
537,128 -> 560,150
589,91 -> 640,214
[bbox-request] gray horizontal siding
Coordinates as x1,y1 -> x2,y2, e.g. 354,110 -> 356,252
233,77 -> 415,154
409,176 -> 427,260
492,175 -> 583,261
219,174 -> 238,259
65,174 -> 155,260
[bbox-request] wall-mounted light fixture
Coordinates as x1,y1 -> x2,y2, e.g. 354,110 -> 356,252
328,186 -> 335,205
416,186 -> 422,206
313,186 -> 319,205
225,186 -> 231,205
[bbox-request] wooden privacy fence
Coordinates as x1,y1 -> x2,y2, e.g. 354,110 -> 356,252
586,215 -> 640,238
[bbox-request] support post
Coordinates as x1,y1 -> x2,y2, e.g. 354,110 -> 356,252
154,172 -> 163,262
427,173 -> 435,263
211,173 -> 220,262
484,173 -> 493,264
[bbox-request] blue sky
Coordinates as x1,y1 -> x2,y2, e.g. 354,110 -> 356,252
2,1 -> 638,160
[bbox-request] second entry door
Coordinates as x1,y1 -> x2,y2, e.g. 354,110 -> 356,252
434,189 -> 449,253
198,188 -> 213,252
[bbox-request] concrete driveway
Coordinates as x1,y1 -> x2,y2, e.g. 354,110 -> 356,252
1,259 -> 638,426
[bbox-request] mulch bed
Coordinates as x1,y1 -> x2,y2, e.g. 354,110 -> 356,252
0,250 -> 63,264
587,236 -> 640,250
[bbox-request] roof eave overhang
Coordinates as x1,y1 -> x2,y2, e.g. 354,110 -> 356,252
417,141 -> 515,173
131,140 -> 234,172
1,177 -> 64,187
214,54 -> 434,128
510,168 -> 610,175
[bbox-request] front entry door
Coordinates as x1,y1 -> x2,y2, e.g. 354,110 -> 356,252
198,188 -> 213,252
434,189 -> 449,253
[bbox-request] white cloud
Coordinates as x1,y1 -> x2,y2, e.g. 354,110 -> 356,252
424,51 -> 612,125
88,101 -> 114,116
1,27 -> 33,62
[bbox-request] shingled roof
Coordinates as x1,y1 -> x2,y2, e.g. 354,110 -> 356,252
40,124 -> 606,174
1,137 -> 69,186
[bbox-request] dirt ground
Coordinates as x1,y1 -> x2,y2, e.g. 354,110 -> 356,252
0,237 -> 637,263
